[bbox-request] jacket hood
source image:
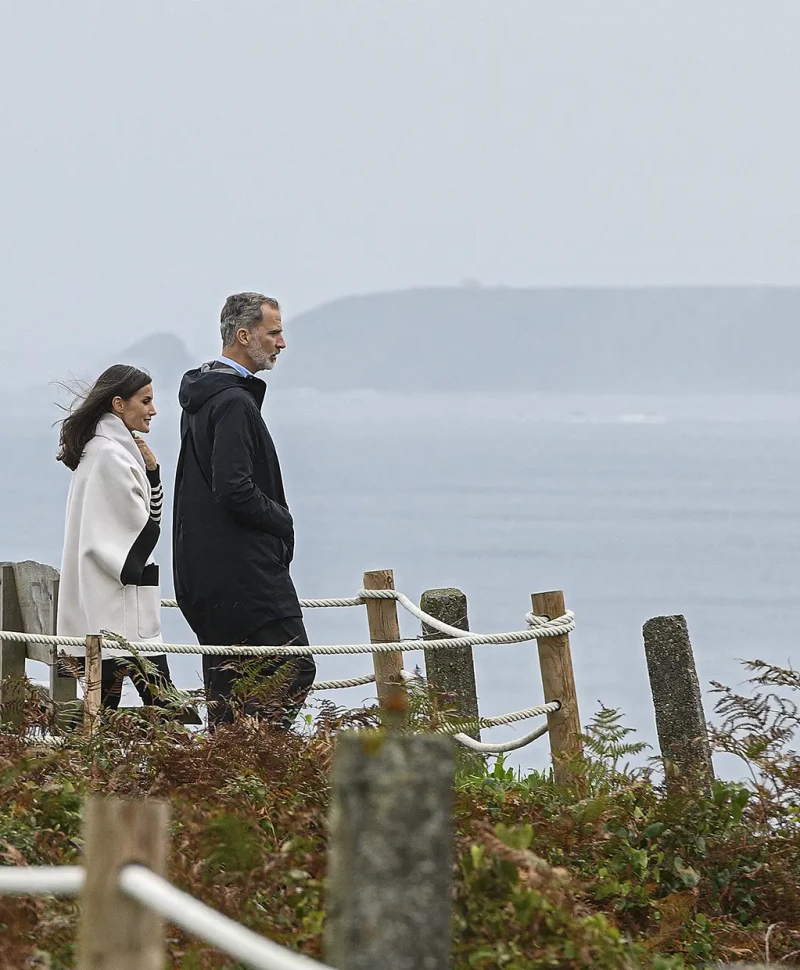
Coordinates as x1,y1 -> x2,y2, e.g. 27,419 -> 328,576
179,363 -> 266,414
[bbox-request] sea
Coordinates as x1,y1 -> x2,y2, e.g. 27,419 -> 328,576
4,390 -> 800,778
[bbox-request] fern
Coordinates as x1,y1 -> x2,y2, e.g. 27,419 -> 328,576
581,705 -> 651,793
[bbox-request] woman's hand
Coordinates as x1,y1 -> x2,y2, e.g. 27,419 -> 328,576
133,434 -> 158,471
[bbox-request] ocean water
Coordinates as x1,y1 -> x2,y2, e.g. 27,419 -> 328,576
5,391 -> 800,776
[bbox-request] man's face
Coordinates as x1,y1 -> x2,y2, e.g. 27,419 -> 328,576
243,305 -> 286,372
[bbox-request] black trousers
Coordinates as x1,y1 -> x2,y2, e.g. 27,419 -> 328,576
201,616 -> 316,729
64,654 -> 175,710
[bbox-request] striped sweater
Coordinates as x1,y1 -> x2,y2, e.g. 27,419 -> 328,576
147,467 -> 164,525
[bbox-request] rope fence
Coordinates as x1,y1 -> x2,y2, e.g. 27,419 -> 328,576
0,607 -> 575,656
0,861 -> 330,970
1,578 -> 578,762
436,701 -> 559,755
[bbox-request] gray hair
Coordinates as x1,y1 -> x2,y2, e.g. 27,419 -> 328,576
220,292 -> 281,347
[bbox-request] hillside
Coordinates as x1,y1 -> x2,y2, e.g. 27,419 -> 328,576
282,286 -> 800,393
3,674 -> 800,969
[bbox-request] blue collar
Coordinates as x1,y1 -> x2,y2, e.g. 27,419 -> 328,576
216,356 -> 253,379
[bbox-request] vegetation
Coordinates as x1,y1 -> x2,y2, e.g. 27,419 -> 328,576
1,660 -> 799,969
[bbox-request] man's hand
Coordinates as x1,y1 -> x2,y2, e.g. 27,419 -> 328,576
133,434 -> 158,471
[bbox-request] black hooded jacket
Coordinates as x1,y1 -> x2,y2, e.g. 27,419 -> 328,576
172,362 -> 301,644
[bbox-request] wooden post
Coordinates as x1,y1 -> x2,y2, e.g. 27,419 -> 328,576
421,587 -> 480,740
363,569 -> 405,713
643,614 -> 714,794
0,564 -> 26,725
7,561 -> 61,665
325,733 -> 454,970
76,796 -> 169,970
84,635 -> 103,731
50,577 -> 78,707
532,590 -> 584,790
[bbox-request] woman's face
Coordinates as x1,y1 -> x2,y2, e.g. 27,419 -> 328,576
113,384 -> 157,434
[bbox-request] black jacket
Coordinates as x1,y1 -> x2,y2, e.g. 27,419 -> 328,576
172,362 -> 301,644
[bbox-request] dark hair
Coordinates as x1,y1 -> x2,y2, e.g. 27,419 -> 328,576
220,292 -> 280,347
56,364 -> 152,470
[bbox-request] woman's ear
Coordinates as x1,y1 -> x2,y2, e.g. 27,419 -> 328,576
111,396 -> 124,415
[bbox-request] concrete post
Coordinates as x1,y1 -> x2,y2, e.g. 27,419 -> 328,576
643,614 -> 714,794
325,734 -> 455,970
421,587 -> 480,740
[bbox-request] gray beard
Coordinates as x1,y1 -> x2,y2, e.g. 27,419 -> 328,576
249,334 -> 276,372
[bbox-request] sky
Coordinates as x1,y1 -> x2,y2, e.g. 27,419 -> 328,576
3,1 -> 800,380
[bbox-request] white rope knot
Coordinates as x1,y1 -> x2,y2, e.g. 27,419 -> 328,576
525,609 -> 576,635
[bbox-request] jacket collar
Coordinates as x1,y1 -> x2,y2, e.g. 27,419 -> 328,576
94,413 -> 147,473
204,361 -> 267,407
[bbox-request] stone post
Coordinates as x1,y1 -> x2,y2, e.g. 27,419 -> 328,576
325,734 -> 454,970
643,614 -> 714,794
421,587 -> 480,740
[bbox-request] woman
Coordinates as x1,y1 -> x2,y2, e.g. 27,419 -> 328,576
56,364 -> 176,710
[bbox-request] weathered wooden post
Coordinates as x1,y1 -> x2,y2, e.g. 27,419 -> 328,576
532,590 -> 584,790
76,797 -> 169,970
325,734 -> 455,970
421,587 -> 480,740
0,562 -> 77,724
642,614 -> 714,794
84,635 -> 103,731
8,562 -> 61,663
50,577 -> 79,707
0,564 -> 26,725
363,569 -> 405,712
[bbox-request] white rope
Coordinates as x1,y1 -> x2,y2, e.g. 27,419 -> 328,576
1,590 -> 573,662
299,597 -> 364,609
0,630 -> 86,648
0,616 -> 573,656
452,722 -> 548,754
120,865 -> 330,970
310,674 -> 375,692
431,700 -> 560,736
0,866 -> 84,896
357,590 -> 577,640
160,590 -> 577,640
0,863 -> 329,969
102,625 -> 567,656
378,590 -> 469,637
161,596 -> 364,610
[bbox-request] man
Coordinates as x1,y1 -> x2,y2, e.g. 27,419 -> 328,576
173,292 -> 315,727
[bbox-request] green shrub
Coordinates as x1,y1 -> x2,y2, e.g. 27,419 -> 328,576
2,662 -> 800,968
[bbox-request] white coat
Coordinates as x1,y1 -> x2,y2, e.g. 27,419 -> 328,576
57,413 -> 162,657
